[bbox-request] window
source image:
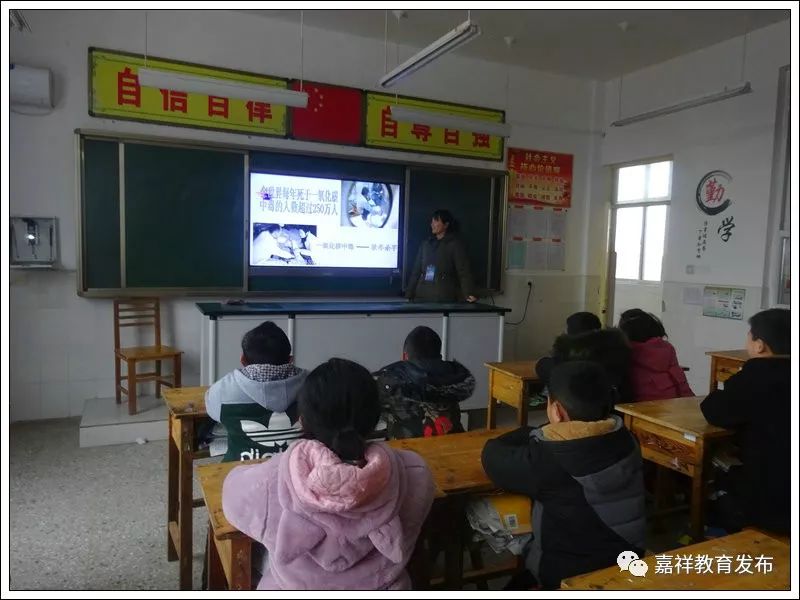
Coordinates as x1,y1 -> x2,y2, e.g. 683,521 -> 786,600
612,160 -> 672,281
766,66 -> 790,307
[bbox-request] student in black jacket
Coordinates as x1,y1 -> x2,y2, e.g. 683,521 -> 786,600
534,312 -> 601,382
701,308 -> 790,536
374,326 -> 475,439
535,328 -> 633,403
482,361 -> 646,589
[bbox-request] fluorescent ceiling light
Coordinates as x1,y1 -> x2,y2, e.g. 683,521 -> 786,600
379,19 -> 481,88
389,105 -> 511,138
611,81 -> 752,127
137,68 -> 309,108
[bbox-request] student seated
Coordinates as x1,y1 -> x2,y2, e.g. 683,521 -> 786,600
536,328 -> 633,403
618,309 -> 694,402
566,311 -> 603,335
205,321 -> 307,461
222,358 -> 436,590
482,361 -> 645,590
374,326 -> 475,439
701,308 -> 790,536
535,311 -> 602,385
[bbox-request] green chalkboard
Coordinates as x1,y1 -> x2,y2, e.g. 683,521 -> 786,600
123,143 -> 245,288
405,168 -> 502,294
82,138 -> 121,289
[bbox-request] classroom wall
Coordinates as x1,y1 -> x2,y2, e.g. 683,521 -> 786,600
614,281 -> 663,317
9,9 -> 601,421
600,19 -> 790,393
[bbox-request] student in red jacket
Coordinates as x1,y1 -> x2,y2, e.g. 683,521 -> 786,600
618,309 -> 694,402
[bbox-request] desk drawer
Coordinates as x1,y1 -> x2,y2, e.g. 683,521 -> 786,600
629,420 -> 700,476
491,371 -> 524,408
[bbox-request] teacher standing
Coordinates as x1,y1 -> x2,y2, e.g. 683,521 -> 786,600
406,209 -> 478,303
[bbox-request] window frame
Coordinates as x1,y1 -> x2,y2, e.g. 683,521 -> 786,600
763,65 -> 790,308
611,157 -> 673,283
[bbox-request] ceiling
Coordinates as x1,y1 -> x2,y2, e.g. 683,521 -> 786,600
240,9 -> 789,80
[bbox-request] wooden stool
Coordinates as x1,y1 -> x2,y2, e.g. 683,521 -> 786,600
114,297 -> 183,414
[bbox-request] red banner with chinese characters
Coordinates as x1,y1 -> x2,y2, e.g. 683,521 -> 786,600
507,148 -> 573,207
365,93 -> 504,160
89,48 -> 287,136
289,81 -> 363,145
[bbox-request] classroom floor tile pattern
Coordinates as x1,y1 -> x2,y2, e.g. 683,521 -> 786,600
9,417 -> 211,590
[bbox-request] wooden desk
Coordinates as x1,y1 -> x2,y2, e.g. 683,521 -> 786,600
705,350 -> 748,393
616,397 -> 733,543
200,428 -> 512,590
561,529 -> 790,590
199,459 -> 262,590
485,361 -> 539,428
390,428 -> 511,496
163,385 -> 209,590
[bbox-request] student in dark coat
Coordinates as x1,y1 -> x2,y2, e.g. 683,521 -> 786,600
536,328 -> 633,403
482,361 -> 646,589
701,308 -> 790,536
535,311 -> 602,387
375,326 -> 475,439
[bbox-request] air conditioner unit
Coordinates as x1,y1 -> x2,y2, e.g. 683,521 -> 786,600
10,64 -> 54,115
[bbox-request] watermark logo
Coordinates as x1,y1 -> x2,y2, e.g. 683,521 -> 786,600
617,551 -> 775,578
617,551 -> 649,578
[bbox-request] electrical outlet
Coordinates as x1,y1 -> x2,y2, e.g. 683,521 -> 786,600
526,280 -> 533,288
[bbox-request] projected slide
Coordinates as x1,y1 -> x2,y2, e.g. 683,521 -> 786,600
249,173 -> 401,270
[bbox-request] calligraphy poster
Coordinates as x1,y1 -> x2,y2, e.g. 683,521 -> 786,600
507,148 -> 573,208
365,93 -> 504,160
89,48 -> 288,136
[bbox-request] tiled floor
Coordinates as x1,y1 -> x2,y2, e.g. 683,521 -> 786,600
9,418 -> 209,590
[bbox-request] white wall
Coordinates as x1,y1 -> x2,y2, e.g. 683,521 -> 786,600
613,281 -> 663,320
600,20 -> 790,393
9,10 -> 600,421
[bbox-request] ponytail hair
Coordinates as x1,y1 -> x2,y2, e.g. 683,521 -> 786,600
432,208 -> 459,233
297,358 -> 381,463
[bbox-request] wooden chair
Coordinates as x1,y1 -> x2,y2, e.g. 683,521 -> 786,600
114,298 -> 182,415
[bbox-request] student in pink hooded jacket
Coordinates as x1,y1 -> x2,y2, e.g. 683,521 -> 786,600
222,357 -> 435,590
618,309 -> 694,402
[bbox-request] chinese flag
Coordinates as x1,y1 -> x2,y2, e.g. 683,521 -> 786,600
290,81 -> 363,145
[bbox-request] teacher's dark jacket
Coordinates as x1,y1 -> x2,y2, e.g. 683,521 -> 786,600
405,232 -> 476,302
